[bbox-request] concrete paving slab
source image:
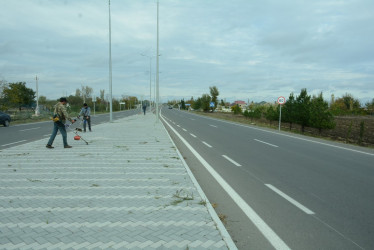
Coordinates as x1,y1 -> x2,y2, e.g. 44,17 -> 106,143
0,113 -> 236,249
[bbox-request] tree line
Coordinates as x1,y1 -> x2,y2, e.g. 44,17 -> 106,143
0,81 -> 141,114
175,86 -> 374,135
172,86 -> 220,112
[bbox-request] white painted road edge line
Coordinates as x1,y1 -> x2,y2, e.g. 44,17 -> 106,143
186,111 -> 374,157
222,155 -> 242,167
1,140 -> 27,147
190,133 -> 197,138
161,113 -> 290,250
202,141 -> 212,148
160,113 -> 238,250
254,139 -> 279,148
265,184 -> 315,215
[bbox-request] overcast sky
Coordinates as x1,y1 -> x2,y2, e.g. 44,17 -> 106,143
1,0 -> 373,104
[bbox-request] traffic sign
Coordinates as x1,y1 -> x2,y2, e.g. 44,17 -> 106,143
277,96 -> 286,105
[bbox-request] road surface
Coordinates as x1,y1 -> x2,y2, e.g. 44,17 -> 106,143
161,108 -> 374,250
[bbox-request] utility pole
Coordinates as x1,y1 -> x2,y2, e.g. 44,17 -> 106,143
35,75 -> 40,116
108,0 -> 113,122
149,57 -> 152,109
156,0 -> 160,122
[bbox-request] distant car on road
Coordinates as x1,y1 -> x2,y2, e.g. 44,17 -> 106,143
0,111 -> 11,127
168,106 -> 173,109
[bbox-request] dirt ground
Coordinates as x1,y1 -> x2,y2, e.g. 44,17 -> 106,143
193,111 -> 374,148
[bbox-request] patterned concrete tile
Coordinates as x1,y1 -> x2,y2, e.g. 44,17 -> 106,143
0,113 -> 235,249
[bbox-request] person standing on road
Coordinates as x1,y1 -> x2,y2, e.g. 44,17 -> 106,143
46,97 -> 75,149
142,104 -> 146,115
78,103 -> 92,132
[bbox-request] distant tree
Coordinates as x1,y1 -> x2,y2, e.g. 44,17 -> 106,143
192,97 -> 202,110
0,80 -> 9,110
295,88 -> 311,133
121,96 -> 138,110
186,97 -> 194,109
75,88 -> 81,97
283,93 -> 296,130
100,89 -> 105,100
38,96 -> 47,105
75,86 -> 93,103
2,82 -> 35,111
112,98 -> 120,111
209,86 -> 219,110
231,104 -> 242,115
244,105 -> 262,121
201,94 -> 212,112
341,93 -> 361,110
330,93 -> 361,115
365,98 -> 374,115
0,80 -> 7,98
220,99 -> 225,107
252,106 -> 263,119
248,101 -> 255,111
67,95 -> 84,112
180,99 -> 186,110
265,105 -> 278,125
309,92 -> 335,134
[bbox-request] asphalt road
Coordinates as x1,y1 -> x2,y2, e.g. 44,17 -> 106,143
161,108 -> 374,250
0,109 -> 138,149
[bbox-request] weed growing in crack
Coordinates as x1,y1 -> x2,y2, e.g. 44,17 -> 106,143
171,189 -> 194,205
198,200 -> 207,206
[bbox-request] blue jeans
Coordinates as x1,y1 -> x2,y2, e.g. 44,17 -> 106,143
47,122 -> 68,147
83,117 -> 91,131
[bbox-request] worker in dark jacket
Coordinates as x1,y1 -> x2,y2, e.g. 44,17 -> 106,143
78,103 -> 92,132
46,97 -> 75,149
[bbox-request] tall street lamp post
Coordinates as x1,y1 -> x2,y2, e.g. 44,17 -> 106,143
108,0 -> 113,122
156,0 -> 160,122
35,75 -> 39,116
141,54 -> 153,109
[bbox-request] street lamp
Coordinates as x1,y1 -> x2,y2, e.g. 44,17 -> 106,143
141,53 -> 153,109
156,0 -> 160,122
35,75 -> 40,116
108,0 -> 113,122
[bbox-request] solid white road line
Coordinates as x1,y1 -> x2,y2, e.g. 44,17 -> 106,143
265,184 -> 315,215
202,141 -> 212,148
1,140 -> 27,147
19,127 -> 41,132
254,139 -> 279,148
190,133 -> 197,138
161,115 -> 290,250
195,113 -> 374,156
222,155 -> 242,167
